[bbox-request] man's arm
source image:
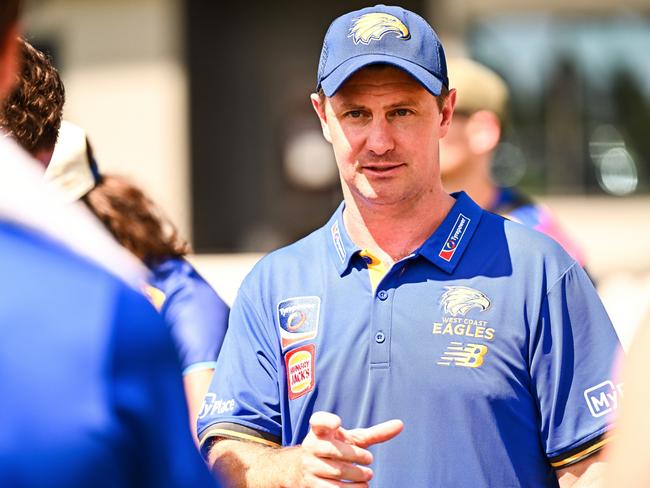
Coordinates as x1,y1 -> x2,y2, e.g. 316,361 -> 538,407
208,412 -> 403,488
556,450 -> 607,488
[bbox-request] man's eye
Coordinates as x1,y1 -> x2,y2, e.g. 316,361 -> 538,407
395,109 -> 411,116
346,110 -> 362,118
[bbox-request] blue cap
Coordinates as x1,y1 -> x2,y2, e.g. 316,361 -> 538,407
317,4 -> 448,97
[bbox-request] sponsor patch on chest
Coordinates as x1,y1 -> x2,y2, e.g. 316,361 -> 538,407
285,344 -> 316,400
277,296 -> 320,350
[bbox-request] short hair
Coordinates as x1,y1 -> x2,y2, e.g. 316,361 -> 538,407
0,0 -> 20,39
0,38 -> 65,156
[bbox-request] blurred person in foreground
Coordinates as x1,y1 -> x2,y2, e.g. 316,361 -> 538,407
605,306 -> 650,487
439,57 -> 587,267
46,120 -> 230,436
198,4 -> 619,487
0,5 -> 220,487
0,36 -> 230,439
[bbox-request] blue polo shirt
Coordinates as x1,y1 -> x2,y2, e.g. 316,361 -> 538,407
198,192 -> 620,487
0,222 -> 219,488
143,257 -> 229,375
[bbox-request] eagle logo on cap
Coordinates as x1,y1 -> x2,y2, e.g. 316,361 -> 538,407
440,286 -> 491,317
348,13 -> 410,45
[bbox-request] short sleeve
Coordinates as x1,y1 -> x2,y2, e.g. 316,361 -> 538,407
197,287 -> 282,456
530,262 -> 621,469
161,271 -> 230,374
111,285 -> 221,487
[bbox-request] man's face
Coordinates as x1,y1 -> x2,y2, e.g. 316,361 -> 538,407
312,66 -> 454,209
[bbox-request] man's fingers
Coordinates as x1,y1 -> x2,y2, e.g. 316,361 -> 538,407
306,436 -> 374,465
309,411 -> 343,438
302,475 -> 369,488
302,456 -> 373,483
346,419 -> 404,448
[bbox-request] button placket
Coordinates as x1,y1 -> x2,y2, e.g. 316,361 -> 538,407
371,287 -> 392,366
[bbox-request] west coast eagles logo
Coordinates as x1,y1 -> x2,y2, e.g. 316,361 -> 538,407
348,13 -> 410,45
439,286 -> 491,317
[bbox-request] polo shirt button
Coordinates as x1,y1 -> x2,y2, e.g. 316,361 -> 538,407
377,290 -> 388,300
375,331 -> 386,343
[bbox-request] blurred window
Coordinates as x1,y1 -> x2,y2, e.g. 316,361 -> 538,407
468,14 -> 650,196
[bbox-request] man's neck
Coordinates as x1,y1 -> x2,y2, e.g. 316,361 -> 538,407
442,156 -> 498,210
342,190 -> 455,267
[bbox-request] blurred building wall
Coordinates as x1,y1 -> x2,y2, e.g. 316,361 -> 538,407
24,0 -> 191,238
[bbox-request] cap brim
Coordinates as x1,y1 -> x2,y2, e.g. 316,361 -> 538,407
320,54 -> 444,97
44,121 -> 96,202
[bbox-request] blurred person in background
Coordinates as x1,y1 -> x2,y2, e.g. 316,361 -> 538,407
0,36 -> 230,439
0,3 -> 220,487
439,57 -> 587,267
46,120 -> 230,437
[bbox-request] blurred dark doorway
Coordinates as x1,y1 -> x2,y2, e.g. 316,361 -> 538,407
186,0 -> 425,252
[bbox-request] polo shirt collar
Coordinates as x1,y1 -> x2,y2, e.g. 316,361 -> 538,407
326,202 -> 360,276
418,191 -> 483,274
326,192 -> 483,276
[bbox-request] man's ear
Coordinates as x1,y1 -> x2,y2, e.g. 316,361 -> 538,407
310,93 -> 332,143
0,27 -> 19,102
438,88 -> 456,137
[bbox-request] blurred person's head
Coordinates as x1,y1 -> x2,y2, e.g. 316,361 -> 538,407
0,0 -> 21,103
45,121 -> 191,264
439,58 -> 508,196
0,38 -> 65,164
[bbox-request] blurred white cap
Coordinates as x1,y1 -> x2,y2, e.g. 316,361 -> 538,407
44,121 -> 98,202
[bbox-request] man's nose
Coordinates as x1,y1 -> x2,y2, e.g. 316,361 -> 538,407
365,118 -> 395,156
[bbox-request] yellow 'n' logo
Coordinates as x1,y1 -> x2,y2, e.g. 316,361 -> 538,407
348,13 -> 410,45
438,342 -> 488,368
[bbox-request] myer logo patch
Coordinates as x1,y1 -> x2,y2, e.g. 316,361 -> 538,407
285,344 -> 315,400
439,214 -> 470,262
584,380 -> 623,418
278,296 -> 320,349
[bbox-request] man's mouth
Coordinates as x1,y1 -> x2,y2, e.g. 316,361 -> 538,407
360,162 -> 405,175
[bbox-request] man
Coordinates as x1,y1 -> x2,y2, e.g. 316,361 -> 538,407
0,36 -> 146,285
439,57 -> 587,266
199,5 -> 619,487
0,2 -> 219,486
